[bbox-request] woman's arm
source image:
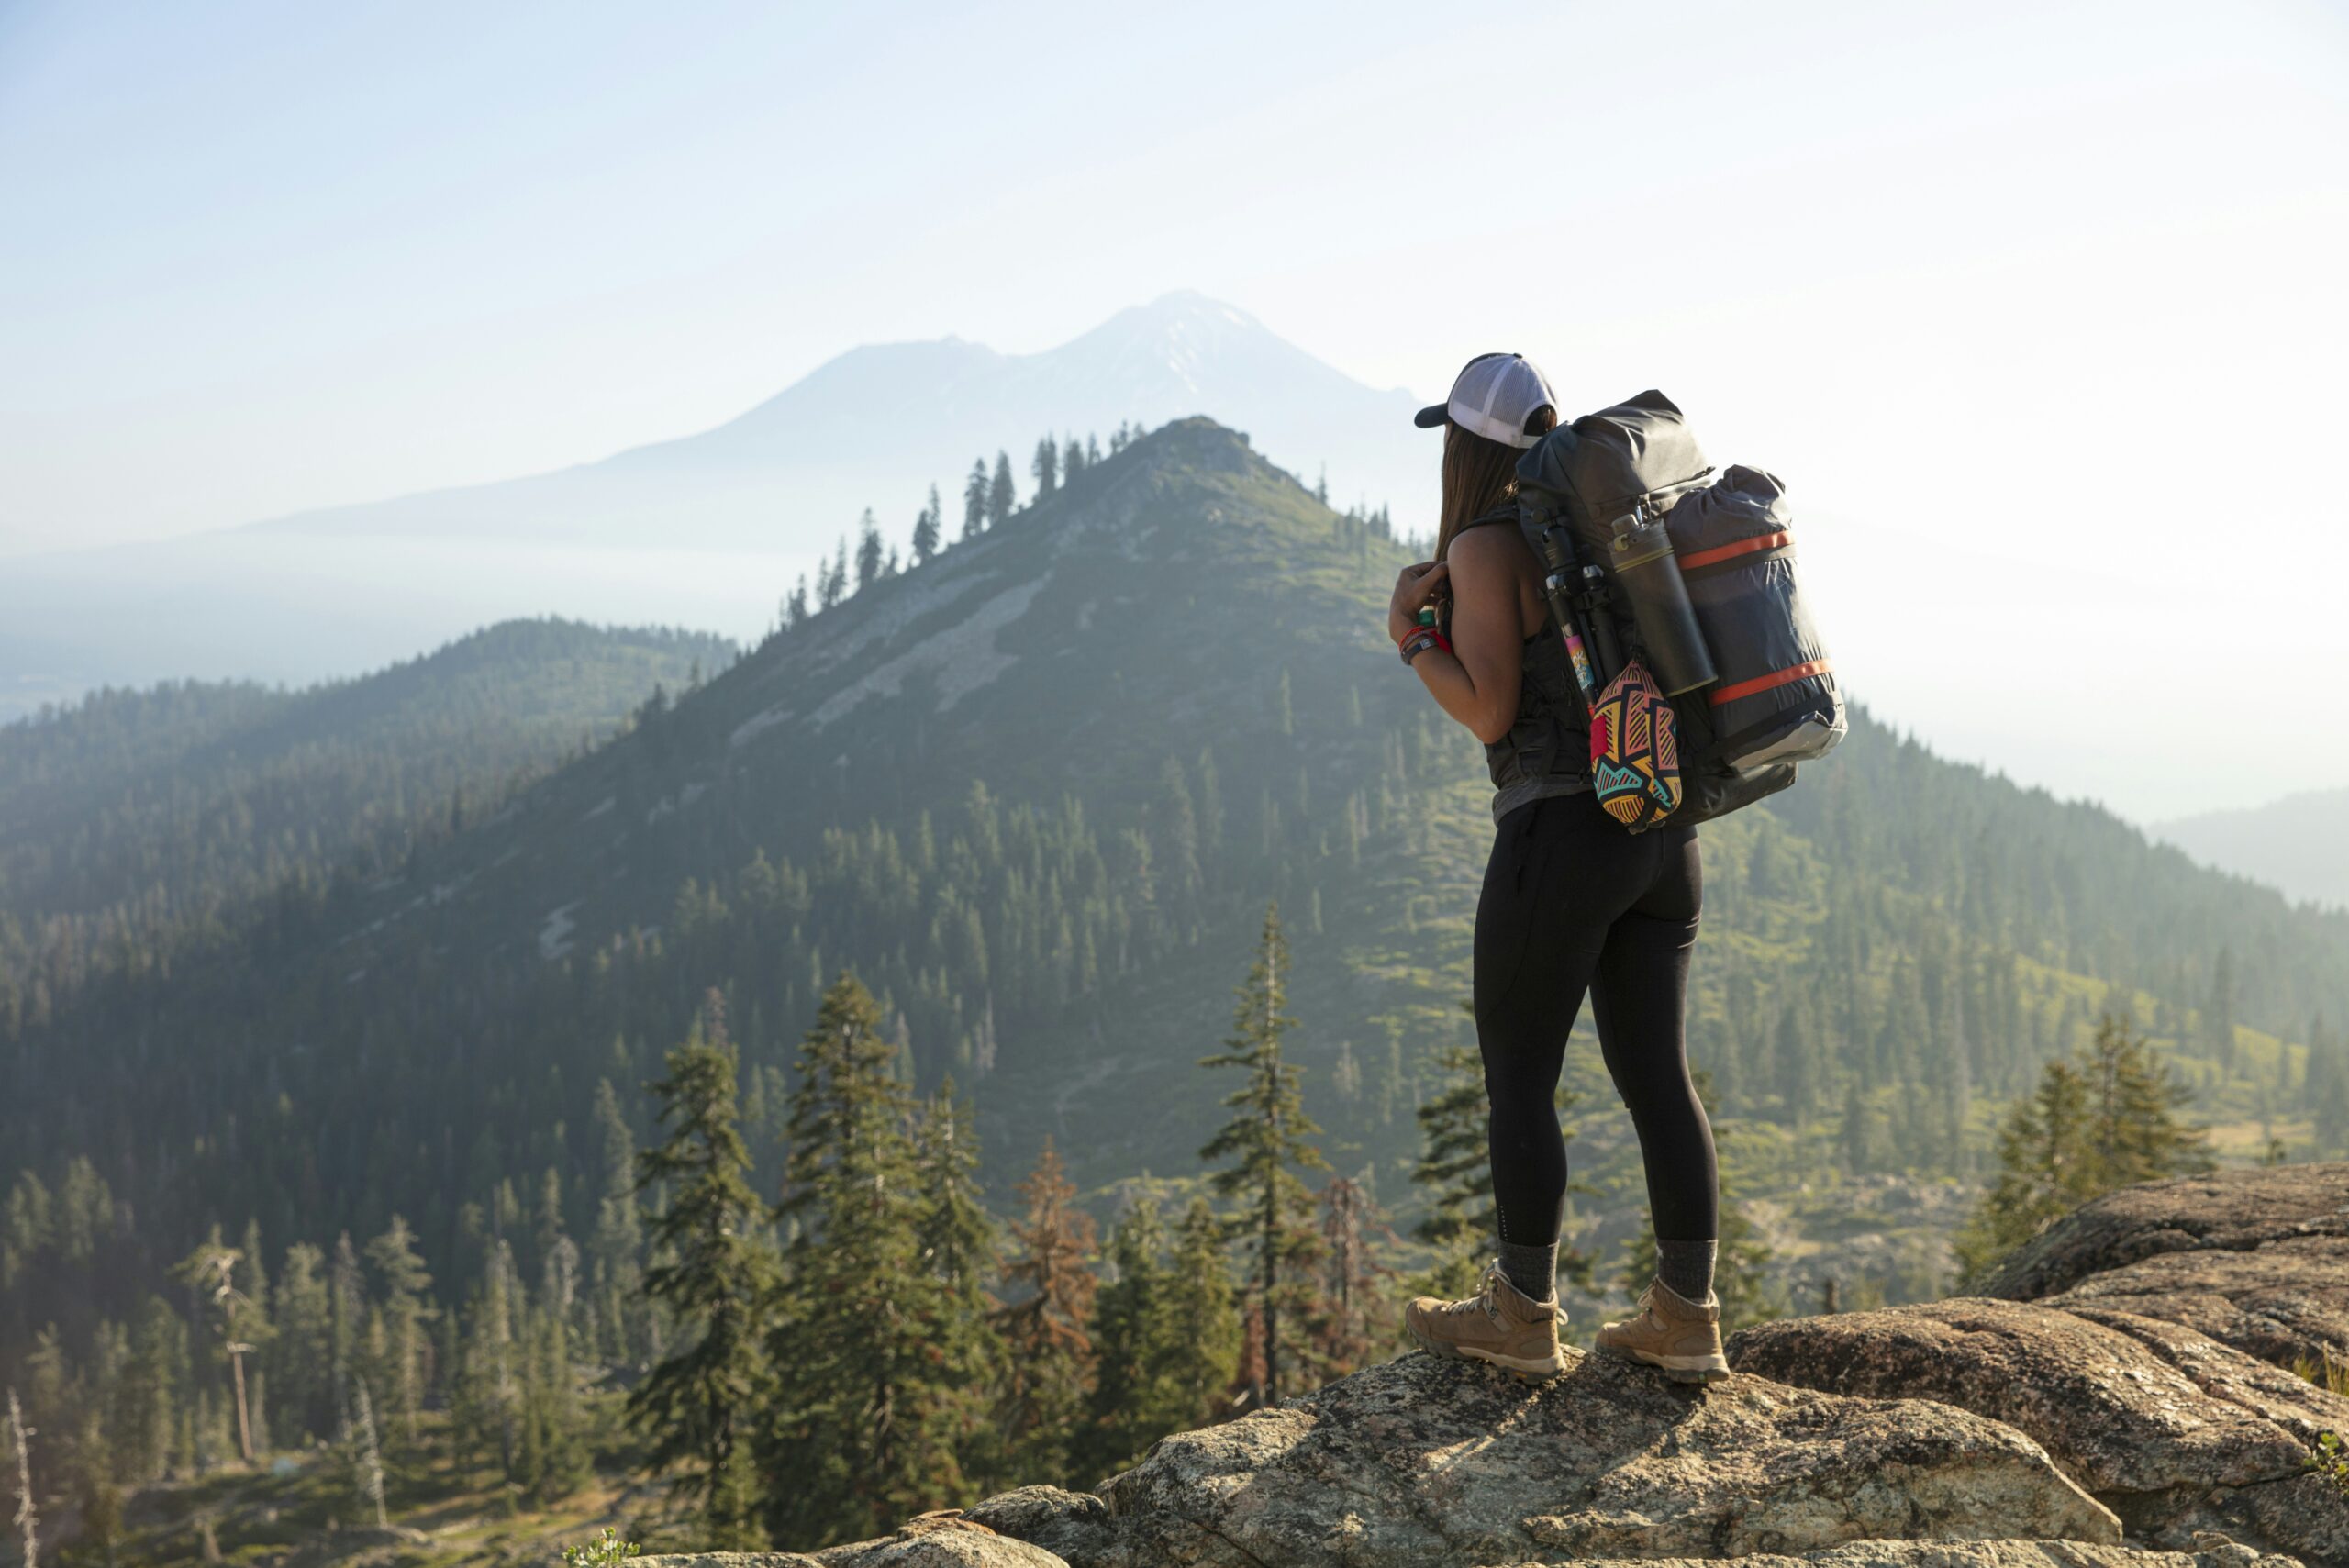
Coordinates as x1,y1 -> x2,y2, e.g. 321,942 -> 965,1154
1386,528 -> 1525,745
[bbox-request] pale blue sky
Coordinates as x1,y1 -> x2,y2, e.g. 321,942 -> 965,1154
6,0 -> 2341,557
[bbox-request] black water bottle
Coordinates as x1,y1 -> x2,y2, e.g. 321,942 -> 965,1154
1609,509 -> 1718,696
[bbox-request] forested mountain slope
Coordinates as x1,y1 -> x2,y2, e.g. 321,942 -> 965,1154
0,617 -> 732,1020
5,418 -> 2345,1366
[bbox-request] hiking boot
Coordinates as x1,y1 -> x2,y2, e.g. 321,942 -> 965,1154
1595,1276 -> 1731,1385
1403,1263 -> 1564,1381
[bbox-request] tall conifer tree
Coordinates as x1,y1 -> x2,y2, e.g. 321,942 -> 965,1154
1079,1197 -> 1183,1476
1199,903 -> 1327,1406
362,1218 -> 433,1448
763,973 -> 970,1548
963,459 -> 990,539
987,452 -> 1016,527
912,484 -> 943,563
629,991 -> 774,1550
1163,1197 -> 1241,1426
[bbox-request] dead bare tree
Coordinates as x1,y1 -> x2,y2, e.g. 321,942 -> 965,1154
173,1242 -> 260,1462
351,1382 -> 387,1530
6,1386 -> 38,1568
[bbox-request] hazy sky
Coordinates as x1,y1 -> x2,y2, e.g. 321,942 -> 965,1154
6,0 -> 2342,550
4,0 -> 2347,822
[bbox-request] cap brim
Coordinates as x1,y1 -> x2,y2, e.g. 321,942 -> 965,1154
1412,403 -> 1449,429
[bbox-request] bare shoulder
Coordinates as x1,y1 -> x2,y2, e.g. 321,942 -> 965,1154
1446,523 -> 1542,636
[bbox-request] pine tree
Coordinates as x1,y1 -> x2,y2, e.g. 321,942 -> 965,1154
590,1075 -> 645,1367
348,1380 -> 387,1529
913,484 -> 943,563
820,536 -> 850,608
460,1238 -> 524,1481
1837,1076 -> 1883,1174
519,1303 -> 591,1504
1079,1197 -> 1186,1476
1199,903 -> 1328,1406
907,1081 -> 1002,1487
1955,1013 -> 2210,1284
2081,1011 -> 2213,1189
362,1218 -> 434,1449
1163,1197 -> 1242,1426
987,452 -> 1016,528
763,973 -> 969,1548
994,1140 -> 1097,1485
1031,435 -> 1059,500
963,459 -> 989,540
120,1296 -> 184,1483
629,991 -> 775,1550
272,1243 -> 333,1443
1411,1036 -> 1492,1297
855,509 -> 885,593
2207,948 -> 2239,1073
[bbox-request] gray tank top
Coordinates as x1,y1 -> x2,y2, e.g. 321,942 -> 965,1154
1453,507 -> 1592,826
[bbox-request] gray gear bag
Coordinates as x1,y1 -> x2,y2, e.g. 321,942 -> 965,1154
1514,390 -> 1844,827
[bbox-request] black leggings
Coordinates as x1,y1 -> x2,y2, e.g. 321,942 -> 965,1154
1474,790 -> 1716,1247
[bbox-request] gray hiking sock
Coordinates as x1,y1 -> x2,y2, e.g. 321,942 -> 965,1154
1497,1239 -> 1558,1303
1656,1238 -> 1718,1303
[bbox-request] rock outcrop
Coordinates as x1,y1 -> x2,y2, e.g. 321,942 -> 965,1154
629,1509 -> 1069,1567
1978,1169 -> 2349,1371
1728,1299 -> 2349,1562
631,1168 -> 2349,1568
631,1539 -> 2287,1568
1082,1347 -> 2117,1566
1531,1547 -> 2297,1568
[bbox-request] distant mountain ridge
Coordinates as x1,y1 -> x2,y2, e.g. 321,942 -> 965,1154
250,292 -> 1428,552
2156,785 -> 2349,909
0,294 -> 1424,714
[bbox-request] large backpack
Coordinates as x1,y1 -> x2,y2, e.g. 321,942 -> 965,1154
1514,390 -> 1844,828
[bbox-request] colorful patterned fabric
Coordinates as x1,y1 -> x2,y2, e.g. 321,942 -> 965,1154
1588,660 -> 1684,829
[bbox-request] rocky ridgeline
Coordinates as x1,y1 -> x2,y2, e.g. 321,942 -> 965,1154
634,1167 -> 2349,1568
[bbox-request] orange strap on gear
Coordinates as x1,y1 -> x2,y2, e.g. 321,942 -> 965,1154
1677,530 -> 1791,573
1709,659 -> 1831,707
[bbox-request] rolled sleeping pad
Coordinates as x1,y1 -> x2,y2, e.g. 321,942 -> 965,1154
1663,465 -> 1845,770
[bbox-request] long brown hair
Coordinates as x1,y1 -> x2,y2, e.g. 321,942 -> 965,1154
1434,405 -> 1556,562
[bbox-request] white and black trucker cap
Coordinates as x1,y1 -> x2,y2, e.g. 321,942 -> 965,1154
1412,352 -> 1557,449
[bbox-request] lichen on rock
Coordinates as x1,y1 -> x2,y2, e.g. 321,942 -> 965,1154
1727,1298 -> 2349,1562
1081,1347 -> 2117,1566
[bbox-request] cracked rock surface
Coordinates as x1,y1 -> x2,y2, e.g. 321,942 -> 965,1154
1727,1298 -> 2349,1562
1977,1169 -> 2349,1372
629,1510 -> 1067,1567
1507,1543 -> 2298,1568
1074,1347 -> 2117,1566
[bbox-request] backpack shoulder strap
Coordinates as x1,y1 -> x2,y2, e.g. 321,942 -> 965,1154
1453,504 -> 1519,537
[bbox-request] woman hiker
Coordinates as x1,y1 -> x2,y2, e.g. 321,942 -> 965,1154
1388,352 -> 1730,1385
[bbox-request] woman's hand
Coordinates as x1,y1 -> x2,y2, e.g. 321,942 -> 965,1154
1388,561 -> 1449,643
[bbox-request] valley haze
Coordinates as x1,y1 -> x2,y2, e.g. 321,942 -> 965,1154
4,290 -> 2339,844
